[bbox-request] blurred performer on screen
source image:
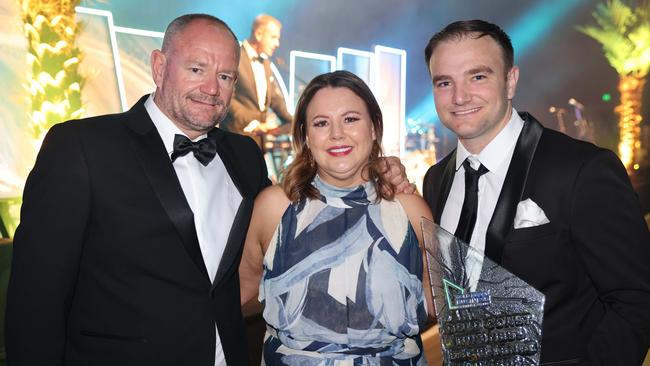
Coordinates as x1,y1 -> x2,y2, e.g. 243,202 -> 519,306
220,14 -> 292,147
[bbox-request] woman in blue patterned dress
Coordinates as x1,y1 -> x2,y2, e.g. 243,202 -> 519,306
240,71 -> 434,365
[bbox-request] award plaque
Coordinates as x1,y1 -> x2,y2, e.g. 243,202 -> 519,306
421,218 -> 544,366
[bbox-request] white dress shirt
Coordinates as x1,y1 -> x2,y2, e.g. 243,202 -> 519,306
243,40 -> 268,111
145,95 -> 242,366
440,109 -> 524,290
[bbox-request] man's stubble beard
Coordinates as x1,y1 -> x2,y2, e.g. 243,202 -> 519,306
173,94 -> 230,133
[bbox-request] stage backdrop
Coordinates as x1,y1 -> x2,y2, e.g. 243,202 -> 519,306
1,0 -> 648,236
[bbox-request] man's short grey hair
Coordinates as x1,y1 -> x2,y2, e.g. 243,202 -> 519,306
161,13 -> 239,53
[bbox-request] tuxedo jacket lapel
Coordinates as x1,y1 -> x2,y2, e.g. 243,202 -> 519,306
210,128 -> 253,288
240,46 -> 259,105
212,198 -> 252,288
434,149 -> 458,223
485,112 -> 544,263
263,59 -> 273,110
125,97 -> 210,281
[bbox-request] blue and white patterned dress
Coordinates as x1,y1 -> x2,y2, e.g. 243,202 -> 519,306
260,176 -> 428,365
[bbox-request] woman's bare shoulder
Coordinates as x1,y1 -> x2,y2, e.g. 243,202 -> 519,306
255,184 -> 291,209
250,185 -> 292,250
394,193 -> 431,215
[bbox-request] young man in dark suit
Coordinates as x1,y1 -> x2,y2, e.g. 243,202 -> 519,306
422,20 -> 650,365
5,14 -> 266,366
220,14 -> 292,145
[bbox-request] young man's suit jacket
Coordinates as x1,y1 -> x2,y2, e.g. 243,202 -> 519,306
6,95 -> 271,366
422,112 -> 650,365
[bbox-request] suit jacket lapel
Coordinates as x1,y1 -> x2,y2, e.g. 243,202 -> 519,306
125,96 -> 210,281
435,149 -> 458,223
485,112 -> 543,263
240,45 -> 259,105
263,59 -> 273,110
210,128 -> 253,288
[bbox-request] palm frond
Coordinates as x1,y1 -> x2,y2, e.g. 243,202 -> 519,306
577,0 -> 650,76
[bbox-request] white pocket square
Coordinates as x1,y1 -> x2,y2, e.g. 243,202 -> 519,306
514,198 -> 550,229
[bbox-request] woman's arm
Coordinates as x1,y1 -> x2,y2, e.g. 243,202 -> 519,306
395,193 -> 436,320
239,185 -> 291,305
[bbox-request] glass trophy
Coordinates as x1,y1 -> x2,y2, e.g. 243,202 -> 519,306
421,218 -> 545,365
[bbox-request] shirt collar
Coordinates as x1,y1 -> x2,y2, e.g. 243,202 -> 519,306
455,108 -> 524,178
242,40 -> 263,61
144,94 -> 208,156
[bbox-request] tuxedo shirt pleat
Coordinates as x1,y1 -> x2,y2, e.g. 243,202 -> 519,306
440,108 -> 524,290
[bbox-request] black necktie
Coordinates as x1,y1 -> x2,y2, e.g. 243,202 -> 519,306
455,159 -> 489,244
170,134 -> 217,166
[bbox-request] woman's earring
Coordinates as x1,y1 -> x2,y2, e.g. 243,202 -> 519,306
308,152 -> 315,168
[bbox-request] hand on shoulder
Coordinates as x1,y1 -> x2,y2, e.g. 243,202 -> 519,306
379,156 -> 417,195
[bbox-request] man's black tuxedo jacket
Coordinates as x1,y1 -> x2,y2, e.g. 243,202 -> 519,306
6,96 -> 271,366
423,113 -> 650,365
220,45 -> 292,134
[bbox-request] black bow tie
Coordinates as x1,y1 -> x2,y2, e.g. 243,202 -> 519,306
252,55 -> 267,63
170,134 -> 217,166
